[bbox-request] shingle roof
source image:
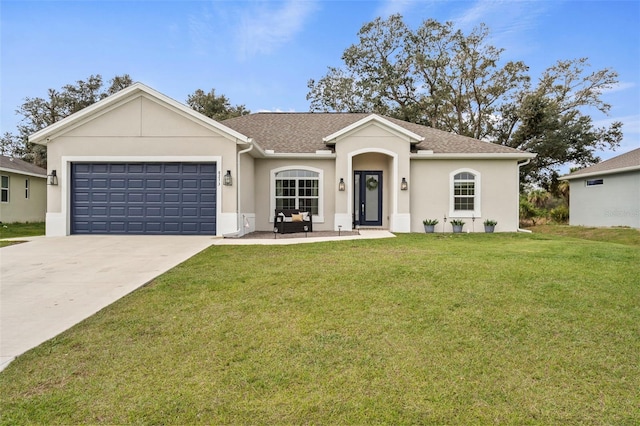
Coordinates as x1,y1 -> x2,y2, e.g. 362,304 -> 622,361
0,155 -> 47,177
564,147 -> 640,179
222,112 -> 529,155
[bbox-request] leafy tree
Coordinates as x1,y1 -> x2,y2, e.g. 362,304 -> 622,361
8,74 -> 133,167
307,15 -> 530,139
307,15 -> 623,188
0,132 -> 23,157
186,88 -> 250,121
497,58 -> 622,187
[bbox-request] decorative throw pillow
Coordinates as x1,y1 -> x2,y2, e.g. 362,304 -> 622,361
300,211 -> 310,221
291,213 -> 303,222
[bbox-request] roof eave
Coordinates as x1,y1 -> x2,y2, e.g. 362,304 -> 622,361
0,167 -> 47,178
411,152 -> 537,160
560,164 -> 640,180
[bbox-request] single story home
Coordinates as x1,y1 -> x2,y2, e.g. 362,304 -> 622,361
561,147 -> 640,228
0,155 -> 47,223
29,83 -> 535,237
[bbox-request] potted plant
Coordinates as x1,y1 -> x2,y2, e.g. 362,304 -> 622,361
450,219 -> 465,233
483,219 -> 497,233
423,218 -> 439,233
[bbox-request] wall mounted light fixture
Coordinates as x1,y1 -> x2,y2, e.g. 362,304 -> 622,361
47,170 -> 58,186
223,170 -> 232,186
338,178 -> 346,191
401,177 -> 408,191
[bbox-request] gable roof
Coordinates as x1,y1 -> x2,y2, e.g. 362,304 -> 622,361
222,112 -> 533,157
322,114 -> 424,143
29,82 -> 250,145
0,155 -> 47,178
562,147 -> 640,180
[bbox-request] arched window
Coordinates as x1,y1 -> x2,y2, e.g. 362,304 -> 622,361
272,168 -> 322,218
450,169 -> 481,217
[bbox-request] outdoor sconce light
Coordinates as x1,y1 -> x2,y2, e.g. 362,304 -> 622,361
47,170 -> 58,186
401,177 -> 408,191
223,170 -> 232,186
338,178 -> 346,191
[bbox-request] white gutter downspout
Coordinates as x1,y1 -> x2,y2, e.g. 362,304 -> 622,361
223,139 -> 254,238
517,158 -> 532,233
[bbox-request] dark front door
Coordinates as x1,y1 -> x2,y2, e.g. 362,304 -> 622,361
354,171 -> 382,227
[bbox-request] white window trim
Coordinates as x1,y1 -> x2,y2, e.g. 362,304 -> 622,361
25,178 -> 30,199
1,175 -> 9,203
449,168 -> 481,218
270,165 -> 324,222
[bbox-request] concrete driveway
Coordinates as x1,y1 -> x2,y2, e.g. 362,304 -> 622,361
0,235 -> 217,371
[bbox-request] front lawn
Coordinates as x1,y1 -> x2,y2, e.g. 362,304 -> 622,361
0,222 -> 45,247
526,224 -> 640,247
1,233 -> 638,424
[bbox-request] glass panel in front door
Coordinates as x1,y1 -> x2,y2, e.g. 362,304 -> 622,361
354,173 -> 360,223
364,173 -> 379,222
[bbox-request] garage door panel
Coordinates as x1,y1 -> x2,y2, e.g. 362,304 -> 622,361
71,162 -> 216,235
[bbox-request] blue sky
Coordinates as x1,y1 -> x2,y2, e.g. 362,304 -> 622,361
2,0 -> 639,162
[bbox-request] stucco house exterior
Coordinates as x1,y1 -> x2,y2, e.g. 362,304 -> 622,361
0,155 -> 47,223
561,148 -> 640,228
29,83 -> 535,237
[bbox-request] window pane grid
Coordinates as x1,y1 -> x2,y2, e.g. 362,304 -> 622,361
453,172 -> 476,212
275,170 -> 319,215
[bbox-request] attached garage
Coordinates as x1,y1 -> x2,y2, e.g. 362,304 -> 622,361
71,162 -> 217,235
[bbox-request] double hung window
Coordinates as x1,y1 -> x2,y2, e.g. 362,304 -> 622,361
450,169 -> 480,217
274,169 -> 320,215
454,172 -> 475,211
1,175 -> 8,202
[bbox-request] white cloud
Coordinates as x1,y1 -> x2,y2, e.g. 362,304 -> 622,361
235,0 -> 319,59
600,81 -> 636,94
451,0 -> 557,56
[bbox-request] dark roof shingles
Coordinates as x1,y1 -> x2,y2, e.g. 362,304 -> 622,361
567,147 -> 640,177
222,113 -> 527,155
0,155 -> 47,176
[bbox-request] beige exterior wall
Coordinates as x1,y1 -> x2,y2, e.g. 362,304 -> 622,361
0,171 -> 47,223
44,95 -> 240,236
569,171 -> 640,228
253,158 -> 336,231
410,159 -> 521,232
333,122 -> 412,232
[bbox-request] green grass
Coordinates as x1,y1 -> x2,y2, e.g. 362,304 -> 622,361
1,233 -> 638,424
0,222 -> 45,240
527,224 -> 640,247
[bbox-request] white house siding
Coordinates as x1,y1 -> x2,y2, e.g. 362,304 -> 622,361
0,171 -> 47,223
410,159 -> 521,232
569,171 -> 640,228
42,95 -> 240,236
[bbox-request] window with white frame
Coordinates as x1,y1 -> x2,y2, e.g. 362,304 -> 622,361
1,175 -> 8,203
450,169 -> 481,217
25,178 -> 30,199
273,168 -> 321,217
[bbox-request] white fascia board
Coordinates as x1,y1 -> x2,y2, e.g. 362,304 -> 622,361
260,152 -> 337,159
322,114 -> 424,143
29,82 -> 250,145
560,164 -> 640,180
0,167 -> 47,178
410,152 -> 537,160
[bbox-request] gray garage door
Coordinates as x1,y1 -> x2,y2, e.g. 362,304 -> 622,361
71,162 -> 217,235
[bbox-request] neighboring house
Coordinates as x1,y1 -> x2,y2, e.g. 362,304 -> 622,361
29,83 -> 535,237
0,155 -> 47,223
561,148 -> 640,228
